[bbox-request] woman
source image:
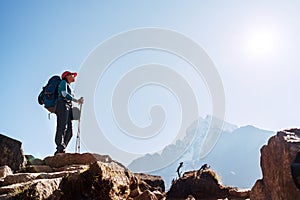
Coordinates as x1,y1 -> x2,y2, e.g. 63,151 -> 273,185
55,71 -> 84,155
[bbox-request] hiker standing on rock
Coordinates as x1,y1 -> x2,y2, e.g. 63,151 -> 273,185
55,71 -> 84,155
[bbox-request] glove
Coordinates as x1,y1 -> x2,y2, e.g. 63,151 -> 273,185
77,97 -> 84,104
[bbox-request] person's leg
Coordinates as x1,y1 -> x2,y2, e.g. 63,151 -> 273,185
64,108 -> 73,147
55,100 -> 69,153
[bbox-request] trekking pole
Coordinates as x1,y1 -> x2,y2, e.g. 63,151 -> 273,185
75,103 -> 82,153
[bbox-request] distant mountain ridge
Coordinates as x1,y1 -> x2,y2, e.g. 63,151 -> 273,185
128,116 -> 274,189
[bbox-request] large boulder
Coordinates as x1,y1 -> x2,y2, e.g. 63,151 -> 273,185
166,168 -> 250,199
251,129 -> 300,200
0,134 -> 26,171
61,161 -> 135,200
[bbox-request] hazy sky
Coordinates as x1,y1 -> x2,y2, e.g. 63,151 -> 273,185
0,1 -> 299,161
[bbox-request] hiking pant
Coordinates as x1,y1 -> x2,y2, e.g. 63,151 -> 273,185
55,99 -> 73,153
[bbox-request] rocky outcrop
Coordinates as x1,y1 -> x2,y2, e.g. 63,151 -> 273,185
251,129 -> 300,200
166,168 -> 250,199
134,173 -> 165,192
0,152 -> 165,200
61,161 -> 133,200
0,134 -> 254,199
0,134 -> 26,171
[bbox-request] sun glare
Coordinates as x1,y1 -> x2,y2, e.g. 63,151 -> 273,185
244,28 -> 280,58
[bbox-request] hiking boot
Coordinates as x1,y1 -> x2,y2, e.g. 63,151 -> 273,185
54,150 -> 65,156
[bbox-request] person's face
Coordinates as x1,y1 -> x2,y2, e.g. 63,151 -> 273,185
66,74 -> 75,83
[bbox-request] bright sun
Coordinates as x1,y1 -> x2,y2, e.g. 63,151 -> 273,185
245,28 -> 280,58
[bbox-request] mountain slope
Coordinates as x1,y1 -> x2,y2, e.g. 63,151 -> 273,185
128,117 -> 274,189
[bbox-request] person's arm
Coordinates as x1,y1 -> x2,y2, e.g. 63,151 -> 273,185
59,80 -> 78,102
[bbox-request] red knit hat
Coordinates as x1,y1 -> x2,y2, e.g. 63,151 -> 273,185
61,71 -> 77,79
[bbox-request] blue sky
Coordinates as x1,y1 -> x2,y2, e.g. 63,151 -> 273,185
0,1 -> 299,161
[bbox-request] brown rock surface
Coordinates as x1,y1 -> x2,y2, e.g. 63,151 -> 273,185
166,168 -> 250,200
2,170 -> 82,186
135,173 -> 165,192
0,178 -> 62,199
25,155 -> 45,166
61,161 -> 133,200
228,188 -> 251,199
44,152 -> 114,168
0,166 -> 13,179
134,190 -> 158,200
26,165 -> 53,173
251,180 -> 268,200
185,195 -> 196,200
3,173 -> 37,186
153,190 -> 165,200
251,129 -> 300,200
52,164 -> 89,172
0,150 -> 166,199
0,134 -> 26,171
15,178 -> 62,200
